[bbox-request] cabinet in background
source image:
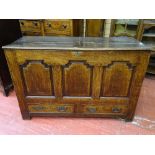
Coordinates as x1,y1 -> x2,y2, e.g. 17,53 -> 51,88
19,19 -> 83,36
110,19 -> 140,38
137,19 -> 155,75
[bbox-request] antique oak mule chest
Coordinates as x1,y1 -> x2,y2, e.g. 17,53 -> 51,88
3,36 -> 150,121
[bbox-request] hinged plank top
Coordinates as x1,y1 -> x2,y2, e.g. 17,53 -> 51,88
2,36 -> 151,51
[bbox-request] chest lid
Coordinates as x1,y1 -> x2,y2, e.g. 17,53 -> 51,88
2,36 -> 151,51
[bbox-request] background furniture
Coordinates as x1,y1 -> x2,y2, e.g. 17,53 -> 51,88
137,19 -> 155,75
19,19 -> 83,36
110,19 -> 140,38
0,20 -> 21,96
19,20 -> 44,36
3,36 -> 150,121
19,19 -> 105,37
85,19 -> 105,37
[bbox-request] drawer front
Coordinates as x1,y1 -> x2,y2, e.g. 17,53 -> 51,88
28,104 -> 74,113
19,20 -> 42,33
79,104 -> 128,115
43,20 -> 73,36
21,31 -> 41,36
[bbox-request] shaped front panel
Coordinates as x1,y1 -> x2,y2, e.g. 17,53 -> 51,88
20,60 -> 53,96
101,61 -> 134,97
63,61 -> 93,97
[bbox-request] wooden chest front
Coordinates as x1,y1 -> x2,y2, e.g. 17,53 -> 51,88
3,37 -> 150,121
3,36 -> 150,121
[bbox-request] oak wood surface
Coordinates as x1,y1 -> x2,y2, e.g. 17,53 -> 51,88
3,36 -> 150,121
19,20 -> 82,36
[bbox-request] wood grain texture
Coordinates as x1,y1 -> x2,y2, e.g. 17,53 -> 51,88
20,60 -> 53,96
86,19 -> 104,37
63,61 -> 92,97
4,50 -> 30,119
43,19 -> 73,36
3,36 -> 150,50
3,37 -> 150,121
101,62 -> 134,97
79,104 -> 128,115
28,104 -> 74,113
92,66 -> 102,98
53,65 -> 63,98
19,20 -> 82,36
1,78 -> 155,134
19,20 -> 43,36
126,52 -> 150,121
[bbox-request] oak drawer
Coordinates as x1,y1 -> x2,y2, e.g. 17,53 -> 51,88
28,104 -> 74,113
79,104 -> 128,115
19,20 -> 42,33
21,31 -> 42,36
43,20 -> 73,36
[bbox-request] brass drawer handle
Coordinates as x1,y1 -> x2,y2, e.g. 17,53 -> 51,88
33,22 -> 38,26
32,106 -> 45,111
21,22 -> 24,26
87,107 -> 96,113
62,25 -> 67,29
57,106 -> 67,112
48,24 -> 52,28
112,107 -> 121,113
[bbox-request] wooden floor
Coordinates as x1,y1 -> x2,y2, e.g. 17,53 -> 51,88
0,77 -> 155,135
